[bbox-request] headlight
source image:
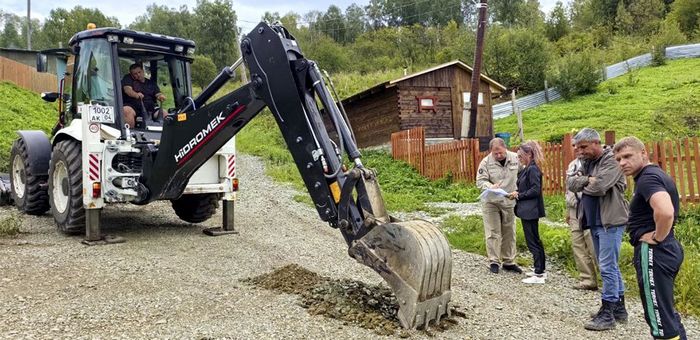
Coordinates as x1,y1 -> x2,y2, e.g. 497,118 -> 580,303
174,45 -> 184,52
107,35 -> 119,42
123,37 -> 134,44
186,47 -> 195,56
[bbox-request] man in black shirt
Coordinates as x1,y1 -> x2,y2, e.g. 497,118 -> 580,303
614,136 -> 686,340
121,63 -> 166,128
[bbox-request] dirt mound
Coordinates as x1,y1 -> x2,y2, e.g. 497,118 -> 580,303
244,264 -> 464,336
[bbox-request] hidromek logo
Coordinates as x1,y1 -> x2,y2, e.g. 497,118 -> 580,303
175,113 -> 225,163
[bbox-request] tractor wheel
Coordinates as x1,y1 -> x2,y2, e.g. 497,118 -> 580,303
49,140 -> 85,235
10,138 -> 50,215
171,193 -> 220,223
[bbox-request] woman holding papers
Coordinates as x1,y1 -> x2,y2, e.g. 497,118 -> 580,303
509,141 -> 547,284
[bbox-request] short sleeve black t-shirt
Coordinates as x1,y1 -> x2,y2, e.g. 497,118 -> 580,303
121,75 -> 161,111
627,165 -> 679,245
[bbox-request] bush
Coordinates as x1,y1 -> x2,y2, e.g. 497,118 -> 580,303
650,20 -> 688,67
0,212 -> 22,237
190,55 -> 218,89
548,50 -> 603,99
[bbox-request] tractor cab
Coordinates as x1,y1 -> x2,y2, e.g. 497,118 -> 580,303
39,27 -> 196,140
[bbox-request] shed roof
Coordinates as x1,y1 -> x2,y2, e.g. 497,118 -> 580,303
341,60 -> 507,105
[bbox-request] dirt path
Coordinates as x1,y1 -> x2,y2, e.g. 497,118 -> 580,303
0,154 -> 697,339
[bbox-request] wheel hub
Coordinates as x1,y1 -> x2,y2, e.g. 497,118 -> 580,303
12,155 -> 26,199
52,161 -> 70,214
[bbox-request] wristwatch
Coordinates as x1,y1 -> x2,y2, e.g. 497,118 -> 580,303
651,232 -> 662,243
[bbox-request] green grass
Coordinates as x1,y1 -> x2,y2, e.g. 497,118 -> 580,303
443,207 -> 700,317
0,82 -> 57,171
544,194 -> 566,223
494,58 -> 700,143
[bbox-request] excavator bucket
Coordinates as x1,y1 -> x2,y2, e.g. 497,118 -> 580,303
349,219 -> 452,329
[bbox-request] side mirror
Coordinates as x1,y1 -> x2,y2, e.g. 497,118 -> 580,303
36,53 -> 48,73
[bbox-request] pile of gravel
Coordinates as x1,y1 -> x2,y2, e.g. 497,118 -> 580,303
244,264 -> 464,337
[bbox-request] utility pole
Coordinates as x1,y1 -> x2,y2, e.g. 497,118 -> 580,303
27,0 -> 32,50
464,0 -> 488,139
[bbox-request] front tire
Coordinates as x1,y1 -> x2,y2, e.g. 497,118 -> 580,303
10,138 -> 49,215
49,140 -> 85,234
171,193 -> 220,223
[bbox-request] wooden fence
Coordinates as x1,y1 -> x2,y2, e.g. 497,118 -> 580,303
391,127 -> 700,205
0,56 -> 57,93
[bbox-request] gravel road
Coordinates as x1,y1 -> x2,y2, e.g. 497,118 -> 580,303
1,154 -> 697,339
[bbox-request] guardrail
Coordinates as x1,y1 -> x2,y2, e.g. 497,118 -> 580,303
493,43 -> 700,119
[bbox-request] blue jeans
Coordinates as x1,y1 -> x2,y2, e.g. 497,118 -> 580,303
591,225 -> 625,302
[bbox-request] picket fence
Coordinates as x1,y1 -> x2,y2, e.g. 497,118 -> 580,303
392,127 -> 700,205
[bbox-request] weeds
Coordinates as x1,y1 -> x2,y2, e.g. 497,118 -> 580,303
0,211 -> 22,237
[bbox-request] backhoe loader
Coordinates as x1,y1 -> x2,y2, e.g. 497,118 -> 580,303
5,22 -> 453,328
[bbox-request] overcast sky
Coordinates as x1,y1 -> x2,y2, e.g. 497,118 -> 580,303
2,0 -> 562,34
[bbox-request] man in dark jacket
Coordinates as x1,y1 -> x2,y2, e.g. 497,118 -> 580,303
567,128 -> 629,331
614,136 -> 686,340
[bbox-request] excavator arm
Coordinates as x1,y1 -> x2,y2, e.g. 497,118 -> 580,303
142,22 -> 453,329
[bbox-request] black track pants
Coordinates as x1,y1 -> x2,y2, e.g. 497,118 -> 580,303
634,236 -> 686,340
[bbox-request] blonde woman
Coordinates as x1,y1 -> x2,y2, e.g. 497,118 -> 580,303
509,141 -> 546,284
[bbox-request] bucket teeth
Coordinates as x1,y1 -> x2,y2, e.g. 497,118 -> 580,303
348,220 -> 453,329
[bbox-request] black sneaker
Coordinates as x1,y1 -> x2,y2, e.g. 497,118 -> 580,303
489,263 -> 500,274
502,264 -> 523,274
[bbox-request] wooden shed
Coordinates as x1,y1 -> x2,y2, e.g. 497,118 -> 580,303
340,60 -> 506,148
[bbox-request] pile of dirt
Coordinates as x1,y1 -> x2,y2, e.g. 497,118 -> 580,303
244,264 -> 464,336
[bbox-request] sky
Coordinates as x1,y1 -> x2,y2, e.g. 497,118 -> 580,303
2,0 -> 562,34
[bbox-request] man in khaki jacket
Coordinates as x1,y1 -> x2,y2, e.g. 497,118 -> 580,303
566,156 -> 598,291
476,138 -> 522,274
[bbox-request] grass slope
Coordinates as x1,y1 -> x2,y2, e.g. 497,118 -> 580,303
0,82 -> 57,171
494,58 -> 700,143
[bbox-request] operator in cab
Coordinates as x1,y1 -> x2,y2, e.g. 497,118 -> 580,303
121,63 -> 166,128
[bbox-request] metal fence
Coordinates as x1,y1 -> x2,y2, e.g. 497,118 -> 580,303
493,43 -> 700,119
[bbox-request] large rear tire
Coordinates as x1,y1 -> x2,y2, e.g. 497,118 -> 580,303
171,193 -> 220,223
10,138 -> 49,215
49,140 -> 85,235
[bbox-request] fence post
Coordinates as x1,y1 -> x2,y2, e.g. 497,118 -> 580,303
419,127 -> 426,176
605,131 -> 616,147
563,133 -> 574,168
543,80 -> 550,103
471,139 -> 480,181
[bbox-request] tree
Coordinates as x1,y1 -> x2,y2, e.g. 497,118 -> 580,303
490,0 -> 544,29
345,4 -> 367,43
41,7 -> 120,48
316,5 -> 346,43
193,0 -> 238,69
570,0 -> 597,30
628,0 -> 665,36
545,1 -> 570,41
0,14 -> 22,48
365,0 -> 386,29
668,0 -> 700,39
484,27 -> 553,94
589,0 -> 619,27
429,0 -> 465,26
614,1 -> 634,34
191,55 -> 217,88
129,5 -> 194,40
